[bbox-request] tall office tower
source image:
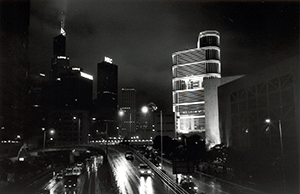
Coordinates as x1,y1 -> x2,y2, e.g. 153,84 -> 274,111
54,67 -> 93,110
97,57 -> 118,136
172,30 -> 221,136
0,0 -> 30,140
50,27 -> 70,78
120,88 -> 137,138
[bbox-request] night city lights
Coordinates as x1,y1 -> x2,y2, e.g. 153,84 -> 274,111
0,1 -> 299,194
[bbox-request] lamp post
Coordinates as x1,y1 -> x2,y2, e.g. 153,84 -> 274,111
73,116 -> 81,144
42,128 -> 46,150
142,103 -> 163,169
265,118 -> 283,156
265,118 -> 285,193
119,109 -> 132,140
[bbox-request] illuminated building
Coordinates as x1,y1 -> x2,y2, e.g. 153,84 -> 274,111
120,88 -> 137,138
96,57 -> 118,136
172,30 -> 221,136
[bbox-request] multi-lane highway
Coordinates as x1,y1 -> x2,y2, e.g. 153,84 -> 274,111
108,146 -> 175,194
0,145 -> 267,194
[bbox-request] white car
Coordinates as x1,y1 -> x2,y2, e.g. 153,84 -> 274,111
139,163 -> 152,176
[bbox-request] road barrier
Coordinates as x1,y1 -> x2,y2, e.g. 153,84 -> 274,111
128,147 -> 190,194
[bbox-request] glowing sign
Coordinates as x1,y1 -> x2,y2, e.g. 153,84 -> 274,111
104,56 -> 113,64
80,72 -> 93,80
57,56 -> 67,59
72,67 -> 81,71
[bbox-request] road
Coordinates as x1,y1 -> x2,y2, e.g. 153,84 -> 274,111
158,154 -> 266,194
108,146 -> 175,194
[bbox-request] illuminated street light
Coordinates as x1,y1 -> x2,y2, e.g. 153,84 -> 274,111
141,106 -> 149,114
143,102 -> 163,170
265,117 -> 285,193
50,129 -> 55,135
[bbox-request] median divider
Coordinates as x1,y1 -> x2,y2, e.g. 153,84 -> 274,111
128,147 -> 189,194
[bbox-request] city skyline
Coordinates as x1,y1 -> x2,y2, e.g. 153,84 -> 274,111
28,0 -> 299,111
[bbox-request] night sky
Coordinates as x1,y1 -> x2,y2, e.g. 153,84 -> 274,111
28,0 -> 299,112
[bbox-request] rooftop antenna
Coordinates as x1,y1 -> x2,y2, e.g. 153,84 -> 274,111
60,11 -> 66,36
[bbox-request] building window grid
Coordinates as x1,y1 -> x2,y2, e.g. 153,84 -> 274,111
231,74 -> 295,151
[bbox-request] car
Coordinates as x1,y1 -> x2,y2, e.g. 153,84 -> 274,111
55,172 -> 63,181
138,163 -> 152,176
125,151 -> 134,160
63,175 -> 78,189
180,181 -> 198,194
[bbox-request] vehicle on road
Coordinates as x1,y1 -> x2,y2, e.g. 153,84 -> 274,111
138,163 -> 152,176
125,151 -> 134,160
55,172 -> 63,181
63,175 -> 78,189
180,181 -> 199,194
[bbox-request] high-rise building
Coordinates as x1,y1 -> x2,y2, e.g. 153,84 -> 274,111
54,67 -> 93,110
0,0 -> 30,140
120,88 -> 137,138
50,30 -> 70,78
96,57 -> 118,136
172,30 -> 221,136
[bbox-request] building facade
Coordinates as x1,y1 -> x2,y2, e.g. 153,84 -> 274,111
0,0 -> 30,140
172,30 -> 221,136
96,57 -> 118,137
218,56 -> 299,193
120,88 -> 136,138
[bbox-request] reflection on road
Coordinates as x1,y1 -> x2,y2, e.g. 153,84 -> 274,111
139,177 -> 154,194
109,147 -> 174,194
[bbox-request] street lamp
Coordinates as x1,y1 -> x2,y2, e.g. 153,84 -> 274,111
73,116 -> 81,144
119,109 -> 132,140
42,128 -> 46,150
265,118 -> 283,156
142,103 -> 163,170
265,118 -> 285,193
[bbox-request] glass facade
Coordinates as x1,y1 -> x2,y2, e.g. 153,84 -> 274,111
172,30 -> 220,134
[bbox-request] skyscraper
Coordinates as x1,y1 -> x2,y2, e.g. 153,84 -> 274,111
0,0 -> 30,140
120,88 -> 137,138
172,30 -> 221,136
96,57 -> 118,136
50,28 -> 70,78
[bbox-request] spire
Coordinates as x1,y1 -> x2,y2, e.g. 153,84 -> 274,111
60,11 -> 66,36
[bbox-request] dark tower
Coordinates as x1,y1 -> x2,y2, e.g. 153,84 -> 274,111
0,0 -> 30,140
50,30 -> 69,78
96,57 -> 118,136
53,34 -> 66,56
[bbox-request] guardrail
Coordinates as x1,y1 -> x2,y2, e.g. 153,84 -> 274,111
128,147 -> 190,194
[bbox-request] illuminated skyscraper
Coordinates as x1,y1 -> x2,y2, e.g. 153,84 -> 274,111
172,30 -> 221,136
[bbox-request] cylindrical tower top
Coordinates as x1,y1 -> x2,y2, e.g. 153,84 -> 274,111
197,30 -> 220,49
